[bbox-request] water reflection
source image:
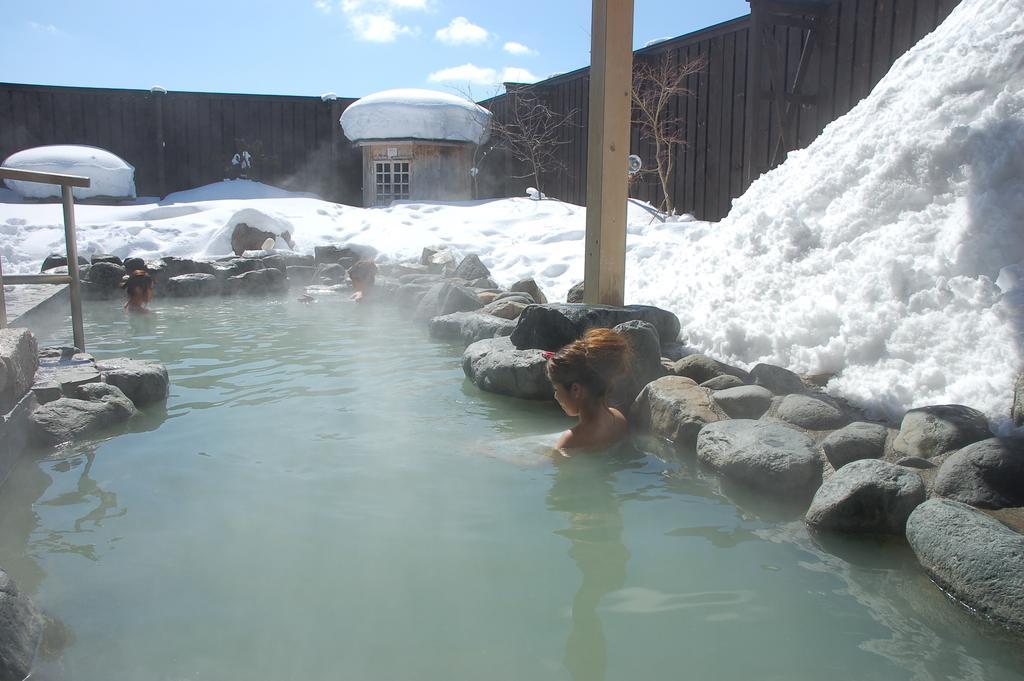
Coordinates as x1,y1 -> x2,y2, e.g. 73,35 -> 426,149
41,448 -> 127,543
546,452 -> 635,681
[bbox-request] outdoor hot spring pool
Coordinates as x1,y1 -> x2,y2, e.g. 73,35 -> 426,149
1,294 -> 1022,681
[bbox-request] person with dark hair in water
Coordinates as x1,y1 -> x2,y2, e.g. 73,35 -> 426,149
121,269 -> 154,314
545,328 -> 633,452
347,260 -> 378,302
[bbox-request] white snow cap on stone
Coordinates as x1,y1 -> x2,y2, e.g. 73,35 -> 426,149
340,88 -> 492,144
2,145 -> 136,200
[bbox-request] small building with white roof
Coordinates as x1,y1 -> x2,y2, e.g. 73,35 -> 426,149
339,88 -> 492,206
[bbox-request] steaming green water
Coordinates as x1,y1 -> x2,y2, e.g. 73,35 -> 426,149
1,295 -> 1021,681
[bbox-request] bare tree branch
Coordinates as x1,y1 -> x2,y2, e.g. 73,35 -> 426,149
491,90 -> 578,198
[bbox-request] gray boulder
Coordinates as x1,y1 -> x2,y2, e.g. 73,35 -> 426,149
696,420 -> 823,496
895,457 -> 936,469
805,459 -> 926,534
86,261 -> 128,293
261,254 -> 287,274
282,254 -> 315,268
510,303 -> 681,352
775,394 -> 850,430
0,569 -> 44,681
481,299 -> 529,320
0,329 -> 38,413
314,245 -> 365,268
932,437 -> 1024,509
510,278 -> 547,304
29,382 -> 137,447
672,354 -> 750,385
123,256 -> 146,272
1013,373 -> 1024,427
439,285 -> 484,316
96,358 -> 169,408
230,222 -> 276,256
225,268 -> 287,295
166,273 -> 220,297
451,254 -> 490,281
286,265 -> 315,285
429,312 -> 516,346
631,376 -> 723,448
414,282 -> 454,320
750,363 -> 805,395
700,374 -> 745,391
462,336 -> 550,400
566,281 -> 585,303
90,253 -> 122,266
821,422 -> 889,469
314,263 -> 348,284
397,283 -> 433,308
892,404 -> 991,460
41,253 -> 86,271
611,320 -> 667,408
906,499 -> 1024,633
491,292 -> 536,305
712,385 -> 773,420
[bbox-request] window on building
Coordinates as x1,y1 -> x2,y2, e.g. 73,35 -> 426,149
374,160 -> 411,205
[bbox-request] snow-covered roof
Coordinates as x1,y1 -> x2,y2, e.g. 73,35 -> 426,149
2,145 -> 136,200
340,89 -> 491,145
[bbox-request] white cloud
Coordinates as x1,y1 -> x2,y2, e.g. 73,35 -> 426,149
435,17 -> 489,46
343,0 -> 429,11
503,41 -> 537,57
314,0 -> 333,13
28,21 -> 61,34
349,13 -> 418,42
501,67 -> 540,84
428,63 -> 498,86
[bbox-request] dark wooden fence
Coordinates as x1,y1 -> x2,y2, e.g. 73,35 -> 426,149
480,0 -> 963,220
1,0 -> 962,217
0,85 -> 363,205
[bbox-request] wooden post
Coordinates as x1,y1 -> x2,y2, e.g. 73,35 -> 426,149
0,254 -> 7,328
153,89 -> 167,198
61,184 -> 86,351
583,0 -> 634,307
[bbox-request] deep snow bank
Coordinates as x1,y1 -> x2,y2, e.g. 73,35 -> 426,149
2,145 -> 136,200
340,89 -> 492,144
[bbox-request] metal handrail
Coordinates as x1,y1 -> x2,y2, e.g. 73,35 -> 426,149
0,167 -> 90,350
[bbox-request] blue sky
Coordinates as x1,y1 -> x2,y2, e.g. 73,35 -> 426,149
2,1 -> 751,98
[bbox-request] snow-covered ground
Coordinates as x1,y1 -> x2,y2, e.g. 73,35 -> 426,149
1,0 -> 1022,428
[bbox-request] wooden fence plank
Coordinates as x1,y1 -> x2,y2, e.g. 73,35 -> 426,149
730,27 -> 749,203
914,0 -> 938,39
870,0 -> 894,88
891,0 -> 916,62
693,39 -> 710,219
852,0 -> 876,104
718,31 -> 737,219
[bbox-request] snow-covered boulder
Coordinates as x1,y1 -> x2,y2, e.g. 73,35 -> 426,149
2,145 -> 136,200
340,89 -> 492,144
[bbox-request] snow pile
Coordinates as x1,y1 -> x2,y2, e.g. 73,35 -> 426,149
637,0 -> 1024,423
2,145 -> 137,200
163,179 -> 318,203
340,89 -> 492,144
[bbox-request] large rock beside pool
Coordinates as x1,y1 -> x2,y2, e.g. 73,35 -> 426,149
0,329 -> 38,413
225,268 -> 287,295
749,363 -> 805,395
0,569 -> 44,681
28,383 -> 137,447
672,354 -> 750,385
415,282 -> 483,320
775,394 -> 850,430
429,312 -> 516,346
696,420 -> 823,496
805,459 -> 926,534
510,304 -> 681,352
932,438 -> 1024,509
892,404 -> 991,460
462,337 -> 550,400
821,422 -> 889,469
166,273 -> 220,297
509,278 -> 547,305
631,376 -> 723,448
85,261 -> 128,294
906,499 -> 1024,633
481,299 -> 529,320
610,320 -> 667,407
96,358 -> 169,408
712,385 -> 772,419
451,254 -> 490,281
1013,373 -> 1024,427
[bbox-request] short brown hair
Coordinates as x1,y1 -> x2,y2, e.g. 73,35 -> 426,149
546,327 -> 632,398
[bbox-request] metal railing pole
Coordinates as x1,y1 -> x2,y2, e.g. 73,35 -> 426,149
61,183 -> 86,351
0,255 -> 7,328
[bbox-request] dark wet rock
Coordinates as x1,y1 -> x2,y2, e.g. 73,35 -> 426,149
451,254 -> 490,281
470,277 -> 499,289
805,459 -> 926,534
261,254 -> 287,274
660,342 -> 687,362
672,355 -> 750,385
700,374 -> 745,391
822,422 -> 889,469
90,253 -> 123,266
906,499 -> 1024,633
230,222 -> 277,256
166,273 -> 220,297
429,312 -> 516,346
510,303 -> 681,352
696,420 -> 823,496
314,245 -> 362,268
895,457 -> 936,469
226,258 -> 265,276
86,261 -> 127,290
510,278 -> 548,305
282,254 -> 315,268
29,382 -> 137,447
462,336 -> 550,400
611,320 -> 667,408
40,253 -> 87,272
750,363 -> 805,395
481,299 -> 528,320
420,247 -> 438,266
1013,373 -> 1024,428
96,357 -> 169,408
225,268 -> 287,295
286,266 -> 315,285
0,569 -> 44,681
712,385 -> 773,420
439,285 -> 484,316
566,281 -> 585,303
123,256 -> 146,272
398,273 -> 442,286
775,394 -> 850,430
163,256 -> 215,277
892,405 -> 991,460
491,292 -> 535,305
932,437 -> 1024,509
0,329 -> 38,413
631,376 -> 723,448
314,263 -> 348,285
